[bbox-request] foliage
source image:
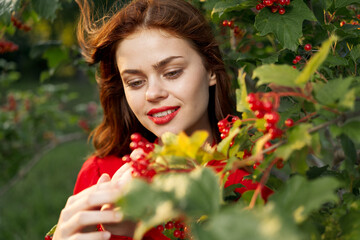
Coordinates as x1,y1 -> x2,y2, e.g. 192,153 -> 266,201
1,0 -> 360,240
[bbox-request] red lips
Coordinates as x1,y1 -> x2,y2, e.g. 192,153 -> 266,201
147,106 -> 180,125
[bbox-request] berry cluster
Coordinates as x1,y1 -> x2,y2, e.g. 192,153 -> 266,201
256,0 -> 291,15
247,93 -> 289,140
0,40 -> 19,54
156,219 -> 188,239
222,20 -> 244,37
11,15 -> 31,32
217,115 -> 240,140
122,133 -> 156,180
291,55 -> 302,69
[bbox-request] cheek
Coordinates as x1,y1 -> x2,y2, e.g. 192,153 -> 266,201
124,90 -> 143,115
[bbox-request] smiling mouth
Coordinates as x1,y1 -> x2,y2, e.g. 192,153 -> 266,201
147,107 -> 180,125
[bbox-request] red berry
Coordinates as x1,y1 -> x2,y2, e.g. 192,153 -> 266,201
271,5 -> 279,13
122,155 -> 132,163
256,4 -> 264,10
233,26 -> 241,36
276,159 -> 284,169
295,55 -> 301,61
144,143 -> 154,153
243,149 -> 252,158
156,225 -> 164,232
222,20 -> 228,27
262,100 -> 273,112
130,133 -> 142,143
180,231 -> 186,239
129,141 -> 138,150
254,110 -> 265,118
231,116 -> 240,122
249,100 -> 262,111
357,14 -> 360,20
228,20 -> 234,28
292,65 -> 297,69
263,0 -> 274,6
285,118 -> 294,127
165,221 -> 174,229
246,93 -> 257,103
278,7 -> 286,15
220,133 -> 227,139
264,122 -> 274,131
269,127 -> 283,139
284,0 -> 290,5
278,0 -> 286,5
340,21 -> 346,27
292,59 -> 298,64
174,230 -> 181,238
253,162 -> 260,170
264,112 -> 280,124
304,44 -> 312,51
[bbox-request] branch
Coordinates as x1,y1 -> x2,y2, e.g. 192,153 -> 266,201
0,132 -> 85,197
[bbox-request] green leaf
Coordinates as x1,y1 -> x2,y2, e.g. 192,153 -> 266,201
333,121 -> 360,144
254,0 -> 316,51
334,0 -> 360,9
253,64 -> 300,87
43,47 -> 69,69
288,147 -> 309,175
236,68 -> 250,112
192,204 -> 301,240
211,0 -> 253,19
275,124 -> 312,160
32,0 -> 61,21
350,44 -> 360,62
270,175 -> 340,223
153,167 -> 221,217
313,77 -> 353,105
340,134 -> 357,165
295,35 -> 337,85
339,88 -> 356,110
324,55 -> 349,67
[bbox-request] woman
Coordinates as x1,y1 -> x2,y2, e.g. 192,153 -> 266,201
53,0 -> 271,239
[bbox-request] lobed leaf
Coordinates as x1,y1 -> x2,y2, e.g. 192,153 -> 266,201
254,0 -> 316,51
253,64 -> 300,87
211,0 -> 253,19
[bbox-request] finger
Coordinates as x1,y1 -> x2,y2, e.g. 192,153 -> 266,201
130,148 -> 145,160
62,210 -> 123,237
116,167 -> 133,189
112,163 -> 131,182
61,189 -> 123,221
69,231 -> 111,240
97,173 -> 111,184
66,180 -> 119,207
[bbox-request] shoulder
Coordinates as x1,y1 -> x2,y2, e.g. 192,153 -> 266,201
73,155 -> 126,194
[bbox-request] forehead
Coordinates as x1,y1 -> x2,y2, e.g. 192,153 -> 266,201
115,28 -> 201,69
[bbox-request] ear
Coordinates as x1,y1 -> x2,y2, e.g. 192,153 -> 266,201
208,71 -> 217,86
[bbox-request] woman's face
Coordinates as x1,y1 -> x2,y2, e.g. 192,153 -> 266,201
116,28 -> 216,138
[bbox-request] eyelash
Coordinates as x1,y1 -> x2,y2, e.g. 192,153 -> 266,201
164,69 -> 183,79
127,79 -> 145,88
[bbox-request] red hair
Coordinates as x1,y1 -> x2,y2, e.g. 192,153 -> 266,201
76,0 -> 234,157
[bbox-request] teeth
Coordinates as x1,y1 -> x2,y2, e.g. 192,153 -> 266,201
152,109 -> 176,118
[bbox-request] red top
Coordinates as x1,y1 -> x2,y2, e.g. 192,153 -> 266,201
73,155 -> 273,240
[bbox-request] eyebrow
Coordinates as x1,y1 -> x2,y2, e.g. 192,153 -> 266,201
120,56 -> 183,76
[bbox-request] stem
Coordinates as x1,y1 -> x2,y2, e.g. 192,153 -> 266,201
248,157 -> 279,209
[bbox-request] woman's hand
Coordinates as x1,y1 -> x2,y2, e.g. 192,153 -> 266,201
100,149 -> 145,236
53,163 -> 133,240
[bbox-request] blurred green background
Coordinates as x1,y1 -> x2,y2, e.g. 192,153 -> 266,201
0,1 -> 100,239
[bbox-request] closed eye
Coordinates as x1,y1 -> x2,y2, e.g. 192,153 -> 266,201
164,69 -> 183,79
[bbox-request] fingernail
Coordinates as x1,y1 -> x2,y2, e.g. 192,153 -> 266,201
103,231 -> 111,239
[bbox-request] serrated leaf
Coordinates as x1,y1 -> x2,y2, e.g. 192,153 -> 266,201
324,55 -> 348,67
32,0 -> 61,21
270,175 -> 340,223
211,0 -> 253,18
254,0 -> 316,51
295,35 -> 337,85
339,88 -> 356,110
276,124 -> 312,160
192,203 -> 301,240
313,77 -> 353,105
334,0 -> 360,9
260,52 -> 281,64
253,64 -> 300,87
350,44 -> 360,62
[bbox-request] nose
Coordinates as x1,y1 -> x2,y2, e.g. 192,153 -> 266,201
145,77 -> 168,102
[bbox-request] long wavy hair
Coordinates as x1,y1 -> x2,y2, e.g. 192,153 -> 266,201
76,0 -> 234,158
